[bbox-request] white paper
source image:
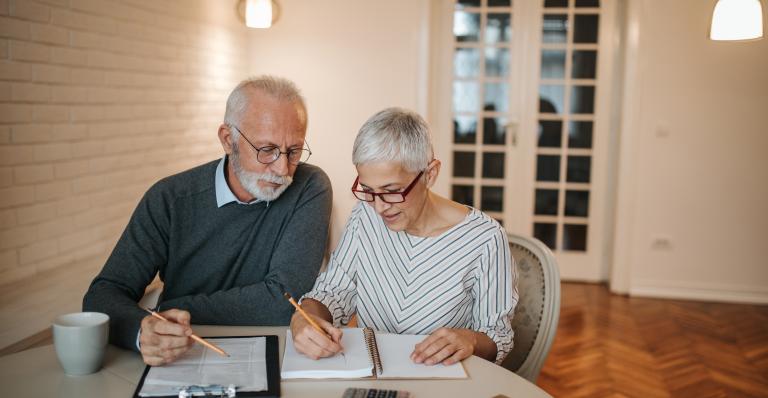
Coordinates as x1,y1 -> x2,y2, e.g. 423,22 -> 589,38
375,333 -> 467,379
138,337 -> 268,397
281,329 -> 373,379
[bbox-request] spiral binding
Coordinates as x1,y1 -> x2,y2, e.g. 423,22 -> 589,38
363,327 -> 383,376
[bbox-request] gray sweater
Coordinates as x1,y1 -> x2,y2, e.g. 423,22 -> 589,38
82,159 -> 332,351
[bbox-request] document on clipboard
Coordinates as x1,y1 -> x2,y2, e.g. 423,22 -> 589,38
133,335 -> 280,398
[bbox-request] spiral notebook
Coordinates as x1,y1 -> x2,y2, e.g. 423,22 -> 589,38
282,327 -> 467,380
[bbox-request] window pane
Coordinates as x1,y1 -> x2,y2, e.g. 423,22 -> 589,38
541,50 -> 566,79
481,186 -> 504,212
573,14 -> 599,43
568,121 -> 592,148
486,13 -> 512,44
454,48 -> 480,78
575,0 -> 599,7
544,0 -> 568,7
565,190 -> 589,217
566,155 -> 590,183
483,115 -> 507,145
484,82 -> 509,113
542,14 -> 568,43
535,189 -> 559,215
453,81 -> 479,113
453,151 -> 476,177
485,47 -> 510,77
454,115 -> 477,144
454,11 -> 480,42
563,224 -> 587,251
534,223 -> 557,250
482,152 -> 505,178
488,0 -> 512,6
540,85 -> 564,114
536,155 -> 560,182
572,50 -> 597,79
538,120 -> 562,148
570,85 -> 595,114
452,185 -> 474,206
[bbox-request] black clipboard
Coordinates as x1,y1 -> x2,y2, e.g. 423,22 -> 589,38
132,335 -> 280,398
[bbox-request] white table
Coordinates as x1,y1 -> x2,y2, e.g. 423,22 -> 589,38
0,326 -> 552,398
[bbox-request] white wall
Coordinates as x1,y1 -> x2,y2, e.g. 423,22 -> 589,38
247,0 -> 431,248
612,0 -> 768,303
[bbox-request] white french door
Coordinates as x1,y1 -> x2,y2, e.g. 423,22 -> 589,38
430,0 -> 619,281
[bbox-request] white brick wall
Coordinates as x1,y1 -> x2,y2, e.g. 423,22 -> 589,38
0,0 -> 249,286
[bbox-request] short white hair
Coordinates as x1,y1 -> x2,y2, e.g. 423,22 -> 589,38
223,75 -> 307,141
352,107 -> 434,173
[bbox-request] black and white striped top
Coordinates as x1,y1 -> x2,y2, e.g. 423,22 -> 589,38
303,202 -> 518,364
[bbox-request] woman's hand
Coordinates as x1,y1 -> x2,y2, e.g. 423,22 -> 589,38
289,311 -> 344,360
410,327 -> 478,366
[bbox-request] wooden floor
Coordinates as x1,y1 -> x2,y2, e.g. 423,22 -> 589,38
537,283 -> 768,398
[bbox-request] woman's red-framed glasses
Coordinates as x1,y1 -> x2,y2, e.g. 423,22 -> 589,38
351,171 -> 424,204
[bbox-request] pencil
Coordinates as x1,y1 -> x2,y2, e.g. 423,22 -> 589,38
142,307 -> 229,357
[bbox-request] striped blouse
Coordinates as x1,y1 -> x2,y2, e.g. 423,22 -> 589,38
302,202 -> 518,364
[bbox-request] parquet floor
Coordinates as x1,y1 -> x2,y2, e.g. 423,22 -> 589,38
537,283 -> 768,398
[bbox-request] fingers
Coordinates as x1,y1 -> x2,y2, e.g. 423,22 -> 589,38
161,309 -> 192,326
411,328 -> 474,366
290,313 -> 343,359
139,311 -> 194,365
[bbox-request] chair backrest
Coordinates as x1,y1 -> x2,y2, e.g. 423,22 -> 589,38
500,233 -> 561,383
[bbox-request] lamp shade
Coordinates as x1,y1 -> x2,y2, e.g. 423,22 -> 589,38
246,0 -> 272,29
710,0 -> 764,40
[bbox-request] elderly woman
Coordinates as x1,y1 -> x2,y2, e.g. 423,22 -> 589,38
290,108 -> 518,365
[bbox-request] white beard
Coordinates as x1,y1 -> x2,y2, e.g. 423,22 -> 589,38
230,149 -> 293,202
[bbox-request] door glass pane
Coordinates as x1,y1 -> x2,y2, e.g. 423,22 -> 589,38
541,50 -> 566,79
534,223 -> 557,249
568,121 -> 592,148
544,0 -> 568,7
575,0 -> 599,6
572,50 -> 597,79
542,14 -> 568,43
573,14 -> 599,43
536,155 -> 560,182
453,151 -> 476,177
454,11 -> 481,42
456,0 -> 481,7
565,190 -> 589,217
454,48 -> 481,78
482,152 -> 505,178
483,115 -> 507,145
485,47 -> 510,77
535,189 -> 559,215
538,120 -> 562,147
481,186 -> 504,212
454,115 -> 477,144
486,13 -> 512,43
452,185 -> 474,206
453,81 -> 479,113
563,224 -> 587,251
484,82 -> 509,113
540,85 -> 564,114
566,155 -> 590,183
570,85 -> 595,114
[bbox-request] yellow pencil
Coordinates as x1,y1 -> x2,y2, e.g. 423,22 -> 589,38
143,307 -> 229,357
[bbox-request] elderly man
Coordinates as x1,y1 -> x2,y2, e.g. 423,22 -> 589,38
83,76 -> 332,365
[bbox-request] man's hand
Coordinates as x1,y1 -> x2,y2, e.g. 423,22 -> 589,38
410,327 -> 478,366
289,311 -> 343,360
139,309 -> 194,365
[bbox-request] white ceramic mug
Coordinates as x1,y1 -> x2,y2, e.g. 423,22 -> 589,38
52,312 -> 109,376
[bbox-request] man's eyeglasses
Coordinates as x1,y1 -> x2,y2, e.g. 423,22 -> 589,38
229,125 -> 312,165
351,171 -> 424,204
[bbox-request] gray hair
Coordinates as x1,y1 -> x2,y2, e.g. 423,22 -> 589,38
223,75 -> 307,141
352,107 -> 434,173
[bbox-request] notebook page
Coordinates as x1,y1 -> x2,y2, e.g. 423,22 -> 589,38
138,337 -> 268,397
376,333 -> 468,379
282,328 -> 372,379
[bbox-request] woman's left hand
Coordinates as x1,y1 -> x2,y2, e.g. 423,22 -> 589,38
410,327 -> 477,366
